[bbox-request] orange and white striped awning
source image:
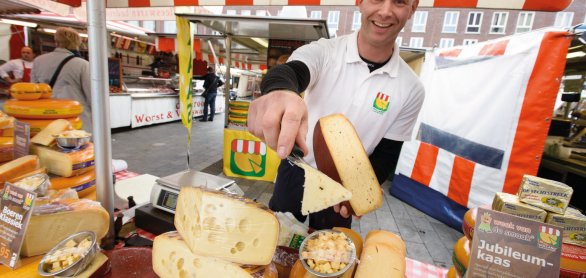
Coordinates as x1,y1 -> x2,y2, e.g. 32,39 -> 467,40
106,0 -> 573,11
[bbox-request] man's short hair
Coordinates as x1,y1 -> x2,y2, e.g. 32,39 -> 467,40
207,66 -> 214,73
55,27 -> 82,50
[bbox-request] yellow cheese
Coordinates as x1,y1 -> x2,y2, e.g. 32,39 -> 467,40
50,170 -> 96,198
10,82 -> 42,100
30,119 -> 72,146
447,266 -> 458,278
229,101 -> 250,109
175,187 -> 279,265
518,174 -> 573,214
3,99 -> 83,119
19,117 -> 82,136
7,167 -> 47,184
355,230 -> 406,278
152,231 -> 252,278
463,207 -> 478,240
31,143 -> 94,177
58,252 -> 108,278
296,162 -> 352,215
0,128 -> 14,137
546,208 -> 586,247
0,113 -> 14,129
492,192 -> 547,222
21,199 -> 109,257
364,230 -> 406,257
313,114 -> 382,216
452,236 -> 470,277
37,83 -> 52,99
0,155 -> 39,186
333,227 -> 363,278
560,244 -> 586,276
0,137 -> 14,163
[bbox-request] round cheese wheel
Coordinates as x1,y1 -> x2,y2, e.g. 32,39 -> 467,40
453,236 -> 470,277
228,116 -> 247,124
229,101 -> 250,109
4,99 -> 83,119
463,207 -> 478,240
560,244 -> 586,277
10,82 -> 42,100
447,266 -> 458,278
37,83 -> 52,99
229,108 -> 248,117
50,170 -> 96,198
18,117 -> 82,135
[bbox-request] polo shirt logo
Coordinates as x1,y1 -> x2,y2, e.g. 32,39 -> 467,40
373,92 -> 390,114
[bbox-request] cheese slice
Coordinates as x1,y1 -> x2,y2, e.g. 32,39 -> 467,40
31,143 -> 94,177
0,155 -> 39,186
175,187 -> 279,265
518,174 -> 573,214
354,242 -> 405,278
30,119 -> 72,146
492,192 -> 547,222
364,230 -> 406,256
546,208 -> 586,247
297,162 -> 352,215
152,231 -> 252,278
313,114 -> 382,216
21,199 -> 109,257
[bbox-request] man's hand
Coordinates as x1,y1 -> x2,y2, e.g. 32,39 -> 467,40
248,90 -> 309,159
333,201 -> 361,220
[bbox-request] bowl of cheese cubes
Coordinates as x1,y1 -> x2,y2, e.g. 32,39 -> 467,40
38,231 -> 98,277
299,229 -> 356,277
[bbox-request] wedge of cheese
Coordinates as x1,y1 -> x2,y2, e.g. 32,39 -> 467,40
313,114 -> 382,216
297,162 -> 352,215
518,175 -> 573,214
0,155 -> 39,186
546,207 -> 586,247
30,119 -> 72,146
175,187 -> 279,265
492,192 -> 547,222
355,230 -> 406,278
153,231 -> 252,278
31,143 -> 94,177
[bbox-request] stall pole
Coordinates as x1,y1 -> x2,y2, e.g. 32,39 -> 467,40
86,0 -> 115,247
224,36 -> 232,128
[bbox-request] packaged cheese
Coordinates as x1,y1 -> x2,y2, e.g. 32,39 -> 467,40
31,143 -> 95,177
0,155 -> 39,186
296,162 -> 352,215
313,114 -> 382,216
518,175 -> 573,214
175,187 -> 279,265
275,212 -> 308,249
546,207 -> 586,247
492,192 -> 547,222
3,99 -> 83,119
0,137 -> 14,163
355,230 -> 406,278
560,244 -> 586,277
30,119 -> 72,146
152,231 -> 252,278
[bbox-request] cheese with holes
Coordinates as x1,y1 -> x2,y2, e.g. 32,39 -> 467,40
452,236 -> 470,278
0,137 -> 14,163
546,208 -> 586,247
463,207 -> 478,240
313,114 -> 382,216
0,155 -> 39,186
560,244 -> 586,277
31,143 -> 94,177
3,99 -> 83,119
297,163 -> 352,215
30,119 -> 72,146
152,231 -> 252,278
492,192 -> 547,222
355,230 -> 406,278
22,199 -> 108,257
518,174 -> 573,214
175,187 -> 279,265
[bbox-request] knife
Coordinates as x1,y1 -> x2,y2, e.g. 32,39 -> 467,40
287,144 -> 308,166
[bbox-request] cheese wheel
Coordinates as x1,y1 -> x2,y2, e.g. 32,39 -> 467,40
50,170 -> 96,198
453,236 -> 470,277
18,117 -> 82,136
0,155 -> 39,186
37,83 -> 52,99
4,99 -> 83,119
363,230 -> 406,256
10,82 -> 42,100
229,108 -> 249,117
229,116 -> 247,124
229,101 -> 250,109
560,244 -> 586,277
463,207 -> 478,240
31,143 -> 94,177
447,266 -> 458,278
0,137 -> 14,163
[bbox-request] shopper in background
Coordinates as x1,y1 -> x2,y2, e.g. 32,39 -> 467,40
31,27 -> 92,132
247,0 -> 424,229
0,46 -> 35,84
195,66 -> 224,122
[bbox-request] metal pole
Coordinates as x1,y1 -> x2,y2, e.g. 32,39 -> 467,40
86,0 -> 115,248
224,36 -> 232,128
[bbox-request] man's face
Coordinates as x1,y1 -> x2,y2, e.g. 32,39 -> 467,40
21,48 -> 34,62
359,0 -> 418,48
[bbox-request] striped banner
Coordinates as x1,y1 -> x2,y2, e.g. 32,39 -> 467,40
231,139 -> 267,155
106,0 -> 572,11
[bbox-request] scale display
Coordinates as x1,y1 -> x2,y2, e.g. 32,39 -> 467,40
158,190 -> 178,211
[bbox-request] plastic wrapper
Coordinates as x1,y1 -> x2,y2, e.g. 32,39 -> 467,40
517,174 -> 573,214
10,173 -> 50,196
33,198 -> 99,216
298,230 -> 356,277
492,192 -> 547,222
546,207 -> 586,247
275,212 -> 309,249
31,142 -> 95,178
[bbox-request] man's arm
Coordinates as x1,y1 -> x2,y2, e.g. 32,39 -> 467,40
369,138 -> 404,184
0,60 -> 19,83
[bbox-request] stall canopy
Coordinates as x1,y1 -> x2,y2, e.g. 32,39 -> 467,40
0,1 -> 40,15
107,0 -> 573,11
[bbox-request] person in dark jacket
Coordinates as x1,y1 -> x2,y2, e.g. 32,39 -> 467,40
196,66 -> 224,122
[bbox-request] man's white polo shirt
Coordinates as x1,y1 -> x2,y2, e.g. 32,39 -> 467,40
289,30 -> 425,167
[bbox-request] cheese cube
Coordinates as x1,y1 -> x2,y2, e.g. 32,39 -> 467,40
175,187 -> 279,265
518,175 -> 573,214
296,162 -> 352,215
492,192 -> 547,222
153,231 -> 252,278
546,208 -> 586,247
31,143 -> 94,177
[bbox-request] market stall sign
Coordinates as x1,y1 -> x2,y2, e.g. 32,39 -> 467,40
0,185 -> 36,269
468,208 -> 561,277
13,121 -> 30,159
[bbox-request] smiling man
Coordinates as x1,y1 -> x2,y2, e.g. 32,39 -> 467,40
247,0 -> 425,229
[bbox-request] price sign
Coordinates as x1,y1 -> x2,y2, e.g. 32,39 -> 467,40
13,121 -> 30,159
0,185 -> 36,269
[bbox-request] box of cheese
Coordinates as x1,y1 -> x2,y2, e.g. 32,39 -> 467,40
546,207 -> 586,247
517,175 -> 573,214
492,192 -> 547,222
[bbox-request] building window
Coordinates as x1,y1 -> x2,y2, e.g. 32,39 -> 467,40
463,39 -> 478,45
412,11 -> 428,33
327,11 -> 340,29
329,28 -> 337,38
256,10 -> 267,16
409,37 -> 423,48
439,38 -> 454,48
352,11 -> 361,31
241,10 -> 251,16
396,37 -> 402,47
163,20 -> 176,33
516,12 -> 534,33
490,12 -> 508,34
142,21 -> 155,32
310,11 -> 322,19
442,11 -> 459,33
226,10 -> 236,15
554,12 -> 574,28
466,12 -> 483,33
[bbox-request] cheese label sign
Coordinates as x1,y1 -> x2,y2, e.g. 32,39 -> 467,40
13,121 -> 30,159
0,184 -> 36,269
468,208 -> 561,277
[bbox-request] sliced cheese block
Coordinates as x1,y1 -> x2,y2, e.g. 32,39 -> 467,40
463,207 -> 478,240
297,162 -> 352,215
30,119 -> 72,146
560,244 -> 586,277
518,174 -> 573,214
0,137 -> 14,163
152,231 -> 252,278
546,208 -> 586,247
313,114 -> 382,216
21,199 -> 109,257
492,192 -> 547,222
0,155 -> 39,186
175,187 -> 279,265
19,117 -> 82,136
364,230 -> 406,257
7,167 -> 47,184
3,99 -> 83,119
31,143 -> 94,177
452,236 -> 470,277
354,241 -> 405,278
333,227 -> 363,278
